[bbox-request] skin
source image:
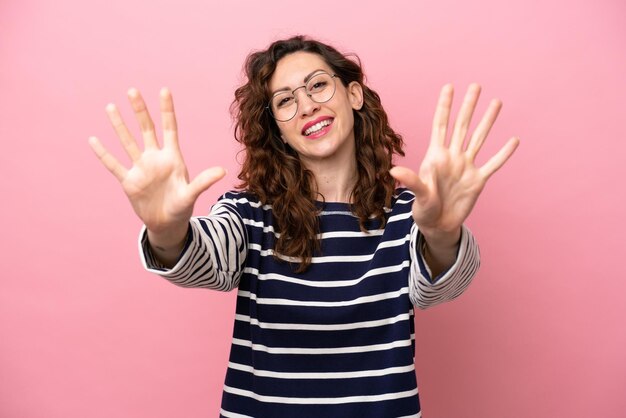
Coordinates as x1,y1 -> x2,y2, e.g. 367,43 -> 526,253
268,52 -> 364,202
88,59 -> 519,274
390,84 -> 520,275
88,88 -> 226,266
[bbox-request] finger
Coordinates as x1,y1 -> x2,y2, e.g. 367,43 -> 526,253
389,166 -> 429,202
88,136 -> 128,182
466,98 -> 502,160
187,167 -> 227,202
128,88 -> 159,149
430,84 -> 454,148
449,83 -> 481,154
160,87 -> 179,150
105,103 -> 142,161
479,137 -> 520,179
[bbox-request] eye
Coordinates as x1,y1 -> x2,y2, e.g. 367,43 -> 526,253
274,95 -> 295,109
308,81 -> 328,93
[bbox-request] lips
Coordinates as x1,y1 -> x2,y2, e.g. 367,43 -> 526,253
301,116 -> 334,136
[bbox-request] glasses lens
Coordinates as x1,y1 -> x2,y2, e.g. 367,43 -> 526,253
270,92 -> 296,122
269,73 -> 337,122
307,73 -> 336,104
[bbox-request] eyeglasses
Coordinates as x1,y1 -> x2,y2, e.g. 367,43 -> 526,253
267,72 -> 338,122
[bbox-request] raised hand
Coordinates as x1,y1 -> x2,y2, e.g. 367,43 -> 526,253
390,83 -> 519,252
88,88 -> 226,258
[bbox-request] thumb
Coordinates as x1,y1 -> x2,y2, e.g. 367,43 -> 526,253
389,166 -> 429,200
188,166 -> 227,201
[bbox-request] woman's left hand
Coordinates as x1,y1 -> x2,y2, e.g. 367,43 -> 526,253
390,83 -> 520,247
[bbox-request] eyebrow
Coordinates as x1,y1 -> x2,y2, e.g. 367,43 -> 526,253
270,69 -> 326,96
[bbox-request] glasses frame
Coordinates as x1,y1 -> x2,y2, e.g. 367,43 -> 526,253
267,72 -> 339,122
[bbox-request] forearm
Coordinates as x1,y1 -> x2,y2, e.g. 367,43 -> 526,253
139,200 -> 248,291
146,222 -> 190,268
419,226 -> 462,279
409,224 -> 480,309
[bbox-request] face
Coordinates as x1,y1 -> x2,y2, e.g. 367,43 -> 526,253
268,51 -> 363,169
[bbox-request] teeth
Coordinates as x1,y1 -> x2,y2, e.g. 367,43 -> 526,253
304,119 -> 332,136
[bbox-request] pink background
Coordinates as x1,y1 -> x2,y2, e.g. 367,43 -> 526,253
1,0 -> 625,417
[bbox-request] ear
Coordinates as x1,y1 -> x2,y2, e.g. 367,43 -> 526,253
347,81 -> 364,110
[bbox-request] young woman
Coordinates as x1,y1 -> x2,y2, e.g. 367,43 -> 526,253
89,36 -> 519,418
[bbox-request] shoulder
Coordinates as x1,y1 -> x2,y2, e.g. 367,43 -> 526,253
211,190 -> 271,219
377,188 -> 415,232
392,187 -> 415,203
389,188 -> 416,212
217,190 -> 262,207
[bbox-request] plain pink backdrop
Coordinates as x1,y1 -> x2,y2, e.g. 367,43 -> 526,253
1,0 -> 625,417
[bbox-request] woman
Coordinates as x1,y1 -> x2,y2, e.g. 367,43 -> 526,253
89,36 -> 519,418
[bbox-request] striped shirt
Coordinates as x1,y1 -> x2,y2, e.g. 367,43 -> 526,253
139,189 -> 480,418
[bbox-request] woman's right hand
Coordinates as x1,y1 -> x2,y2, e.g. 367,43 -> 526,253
88,88 -> 226,255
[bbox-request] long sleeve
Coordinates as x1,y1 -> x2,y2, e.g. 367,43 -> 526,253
408,224 -> 480,309
138,198 -> 248,291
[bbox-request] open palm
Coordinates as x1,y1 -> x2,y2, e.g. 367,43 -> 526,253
391,84 -> 519,241
88,88 -> 225,235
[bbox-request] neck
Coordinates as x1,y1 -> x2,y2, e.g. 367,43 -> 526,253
305,157 -> 358,203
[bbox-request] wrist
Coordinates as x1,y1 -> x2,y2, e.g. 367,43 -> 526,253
147,222 -> 189,251
418,226 -> 462,279
419,226 -> 461,250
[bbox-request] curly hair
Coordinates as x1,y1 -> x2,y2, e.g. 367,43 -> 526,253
231,35 -> 404,272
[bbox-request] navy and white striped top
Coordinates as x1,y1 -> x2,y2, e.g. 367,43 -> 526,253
139,188 -> 480,418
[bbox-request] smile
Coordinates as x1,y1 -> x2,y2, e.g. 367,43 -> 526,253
303,118 -> 334,136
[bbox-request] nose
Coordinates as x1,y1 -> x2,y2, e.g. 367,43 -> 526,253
294,88 -> 319,117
